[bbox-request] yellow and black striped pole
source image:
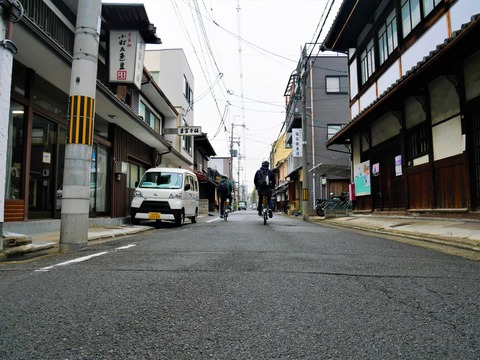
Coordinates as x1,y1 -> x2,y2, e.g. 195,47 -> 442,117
68,95 -> 95,145
302,188 -> 309,202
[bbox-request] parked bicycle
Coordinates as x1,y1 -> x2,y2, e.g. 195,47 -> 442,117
315,193 -> 352,217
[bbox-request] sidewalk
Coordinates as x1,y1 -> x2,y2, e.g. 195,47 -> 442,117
1,224 -> 154,261
312,214 -> 480,255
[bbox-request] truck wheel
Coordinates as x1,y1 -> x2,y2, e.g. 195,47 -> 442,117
175,211 -> 185,226
190,209 -> 198,224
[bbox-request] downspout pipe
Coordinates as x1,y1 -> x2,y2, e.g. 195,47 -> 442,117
0,0 -> 23,246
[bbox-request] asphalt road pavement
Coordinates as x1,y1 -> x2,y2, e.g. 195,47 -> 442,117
1,210 -> 478,359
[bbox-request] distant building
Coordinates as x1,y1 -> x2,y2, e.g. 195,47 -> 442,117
280,52 -> 351,215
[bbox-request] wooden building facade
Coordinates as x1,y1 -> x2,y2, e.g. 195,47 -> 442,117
324,0 -> 480,218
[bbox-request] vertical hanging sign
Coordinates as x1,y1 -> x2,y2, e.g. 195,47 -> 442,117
109,30 -> 145,89
292,128 -> 302,157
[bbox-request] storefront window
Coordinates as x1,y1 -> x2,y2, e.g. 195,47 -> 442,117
11,60 -> 27,97
89,144 -> 109,214
96,145 -> 109,213
32,75 -> 68,117
6,101 -> 25,200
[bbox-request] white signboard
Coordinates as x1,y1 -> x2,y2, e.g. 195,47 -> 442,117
178,126 -> 202,136
109,30 -> 145,89
292,128 -> 302,157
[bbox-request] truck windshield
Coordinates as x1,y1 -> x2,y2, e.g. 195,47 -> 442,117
139,172 -> 183,189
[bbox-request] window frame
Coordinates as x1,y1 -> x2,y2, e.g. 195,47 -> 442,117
327,124 -> 344,140
360,39 -> 376,85
325,76 -> 349,94
138,98 -> 163,134
406,121 -> 430,159
182,135 -> 192,155
378,9 -> 398,65
183,75 -> 193,108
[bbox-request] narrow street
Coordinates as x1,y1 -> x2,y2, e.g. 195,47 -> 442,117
1,210 -> 479,359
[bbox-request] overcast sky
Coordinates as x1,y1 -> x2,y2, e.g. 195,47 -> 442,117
103,0 -> 340,192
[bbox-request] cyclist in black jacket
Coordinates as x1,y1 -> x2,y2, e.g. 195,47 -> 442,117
254,161 -> 275,218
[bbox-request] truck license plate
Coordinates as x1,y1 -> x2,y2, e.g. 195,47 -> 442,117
148,212 -> 161,220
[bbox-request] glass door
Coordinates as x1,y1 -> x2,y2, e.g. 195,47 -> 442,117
28,115 -> 57,219
89,143 -> 110,215
29,114 -> 64,219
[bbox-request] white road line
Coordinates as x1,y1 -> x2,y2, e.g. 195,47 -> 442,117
207,217 -> 222,223
36,252 -> 108,272
116,244 -> 136,250
36,244 -> 137,272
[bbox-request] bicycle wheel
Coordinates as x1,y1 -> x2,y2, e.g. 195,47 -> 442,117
315,205 -> 325,217
263,209 -> 267,225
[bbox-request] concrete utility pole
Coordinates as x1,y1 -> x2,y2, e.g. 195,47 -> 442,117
60,0 -> 102,252
301,62 -> 309,221
0,0 -> 23,247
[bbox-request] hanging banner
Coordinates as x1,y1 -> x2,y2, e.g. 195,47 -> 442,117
109,30 -> 145,89
292,128 -> 302,157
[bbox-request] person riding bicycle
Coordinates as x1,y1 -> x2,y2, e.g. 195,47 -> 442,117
254,160 -> 275,218
217,175 -> 233,218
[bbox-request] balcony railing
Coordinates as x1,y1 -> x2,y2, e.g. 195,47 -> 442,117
20,0 -> 75,54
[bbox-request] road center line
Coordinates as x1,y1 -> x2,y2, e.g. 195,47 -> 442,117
35,244 -> 137,272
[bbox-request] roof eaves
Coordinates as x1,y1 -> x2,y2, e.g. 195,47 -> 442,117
327,12 -> 480,147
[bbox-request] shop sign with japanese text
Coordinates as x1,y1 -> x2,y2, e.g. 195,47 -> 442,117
109,30 -> 145,89
292,128 -> 302,157
178,126 -> 202,136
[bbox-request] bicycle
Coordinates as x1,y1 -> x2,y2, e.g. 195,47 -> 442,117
261,194 -> 269,225
223,199 -> 230,221
315,193 -> 352,217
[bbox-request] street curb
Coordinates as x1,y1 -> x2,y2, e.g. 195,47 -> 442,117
317,219 -> 480,253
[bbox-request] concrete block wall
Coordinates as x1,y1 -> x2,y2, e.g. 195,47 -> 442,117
199,199 -> 209,214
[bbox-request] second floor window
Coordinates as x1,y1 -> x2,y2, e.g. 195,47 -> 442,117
360,39 -> 375,85
182,135 -> 192,155
327,124 -> 344,139
326,76 -> 348,94
139,101 -> 162,134
422,0 -> 442,17
401,0 -> 421,38
378,9 -> 398,65
183,75 -> 193,109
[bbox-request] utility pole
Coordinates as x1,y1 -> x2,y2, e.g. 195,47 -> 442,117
301,59 -> 310,221
59,0 -> 102,252
229,123 -> 234,180
237,142 -> 241,203
0,0 -> 23,246
230,121 -> 245,202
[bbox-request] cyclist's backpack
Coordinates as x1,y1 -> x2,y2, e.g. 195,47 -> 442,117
218,181 -> 229,196
258,169 -> 269,189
